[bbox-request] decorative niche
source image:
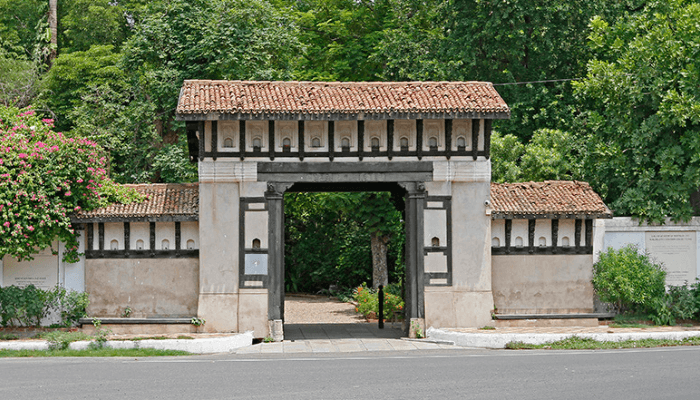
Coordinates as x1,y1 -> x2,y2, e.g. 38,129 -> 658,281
452,119 -> 472,151
334,121 -> 356,152
276,121 -> 297,152
218,121 -> 238,152
305,121 -> 328,152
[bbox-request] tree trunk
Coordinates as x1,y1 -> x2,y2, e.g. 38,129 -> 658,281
370,232 -> 389,289
48,0 -> 58,65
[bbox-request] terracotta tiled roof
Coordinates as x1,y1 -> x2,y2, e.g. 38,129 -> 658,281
73,184 -> 199,221
176,80 -> 510,119
490,181 -> 612,219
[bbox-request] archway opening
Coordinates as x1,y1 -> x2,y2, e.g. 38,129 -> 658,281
282,182 -> 407,339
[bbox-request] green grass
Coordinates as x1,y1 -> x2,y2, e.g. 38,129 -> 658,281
608,313 -> 655,328
0,348 -> 191,357
478,326 -> 496,330
0,333 -> 19,340
506,336 -> 700,350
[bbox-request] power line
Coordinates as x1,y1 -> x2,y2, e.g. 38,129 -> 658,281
492,78 -> 581,86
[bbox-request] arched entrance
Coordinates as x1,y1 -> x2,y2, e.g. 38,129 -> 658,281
262,177 -> 428,340
176,80 -> 509,338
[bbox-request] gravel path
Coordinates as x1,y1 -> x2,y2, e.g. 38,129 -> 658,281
284,294 -> 366,324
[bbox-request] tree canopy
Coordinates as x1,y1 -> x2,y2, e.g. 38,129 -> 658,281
574,0 -> 700,222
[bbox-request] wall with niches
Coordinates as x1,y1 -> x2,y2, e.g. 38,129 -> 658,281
491,218 -> 593,255
86,221 -> 199,257
197,118 -> 490,161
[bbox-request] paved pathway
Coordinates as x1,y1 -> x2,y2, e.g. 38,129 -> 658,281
235,323 -> 454,354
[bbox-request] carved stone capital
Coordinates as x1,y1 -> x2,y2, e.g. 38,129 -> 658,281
265,182 -> 293,199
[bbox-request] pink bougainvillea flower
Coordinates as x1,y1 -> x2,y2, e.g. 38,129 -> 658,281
2,221 -> 9,227
27,226 -> 34,231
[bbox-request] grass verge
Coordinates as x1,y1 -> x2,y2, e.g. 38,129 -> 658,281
506,336 -> 700,350
0,348 -> 191,357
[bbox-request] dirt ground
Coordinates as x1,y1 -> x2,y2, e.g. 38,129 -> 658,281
284,294 -> 365,324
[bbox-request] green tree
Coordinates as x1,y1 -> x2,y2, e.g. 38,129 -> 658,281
58,0 -> 131,53
574,0 -> 700,222
0,0 -> 46,59
290,0 -> 394,81
490,129 -> 580,183
0,54 -> 39,107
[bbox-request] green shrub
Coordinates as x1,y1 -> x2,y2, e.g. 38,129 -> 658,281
0,285 -> 89,327
353,283 -> 404,319
592,245 -> 666,315
40,331 -> 92,351
667,285 -> 699,321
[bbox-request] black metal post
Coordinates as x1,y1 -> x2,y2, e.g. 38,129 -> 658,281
378,285 -> 384,329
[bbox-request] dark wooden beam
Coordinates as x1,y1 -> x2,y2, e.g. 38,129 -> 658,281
472,119 -> 480,160
585,219 -> 593,249
211,120 -> 217,160
484,119 -> 492,159
328,121 -> 335,161
124,222 -> 130,257
185,121 -> 200,162
505,219 -> 512,254
85,249 -> 199,259
445,119 -> 452,160
239,120 -> 246,160
416,119 -> 423,160
528,219 -> 536,254
149,222 -> 156,257
493,247 -> 591,256
298,120 -> 305,161
86,223 -> 93,251
98,222 -> 104,258
268,120 -> 275,160
551,219 -> 559,254
387,119 -> 394,160
357,120 -> 364,161
198,121 -> 205,161
575,219 -> 582,248
175,221 -> 181,258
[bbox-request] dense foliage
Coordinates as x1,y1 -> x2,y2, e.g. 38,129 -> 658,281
592,245 -> 700,325
574,0 -> 700,222
353,283 -> 404,320
0,284 -> 89,327
0,106 -> 141,261
592,245 -> 667,314
284,192 -> 404,293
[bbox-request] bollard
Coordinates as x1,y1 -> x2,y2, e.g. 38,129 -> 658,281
378,285 -> 384,329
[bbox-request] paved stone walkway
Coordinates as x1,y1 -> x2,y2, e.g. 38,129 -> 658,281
235,323 -> 454,354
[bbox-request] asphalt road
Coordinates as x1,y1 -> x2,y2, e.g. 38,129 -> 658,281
1,347 -> 699,399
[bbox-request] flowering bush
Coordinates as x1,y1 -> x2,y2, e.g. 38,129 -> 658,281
353,283 -> 404,320
0,105 -> 141,262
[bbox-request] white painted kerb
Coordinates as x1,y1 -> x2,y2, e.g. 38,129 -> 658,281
427,327 -> 700,349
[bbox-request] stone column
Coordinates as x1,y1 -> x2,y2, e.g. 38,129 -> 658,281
402,182 -> 426,337
266,182 -> 289,341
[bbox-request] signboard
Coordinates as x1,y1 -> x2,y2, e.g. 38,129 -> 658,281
2,250 -> 58,289
645,232 -> 697,286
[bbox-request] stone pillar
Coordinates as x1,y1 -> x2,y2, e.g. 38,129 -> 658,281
402,182 -> 426,337
266,182 -> 290,340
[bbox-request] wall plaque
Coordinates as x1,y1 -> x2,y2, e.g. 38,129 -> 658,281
645,231 -> 697,286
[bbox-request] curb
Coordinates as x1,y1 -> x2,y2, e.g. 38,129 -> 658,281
0,332 -> 254,354
427,327 -> 700,349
